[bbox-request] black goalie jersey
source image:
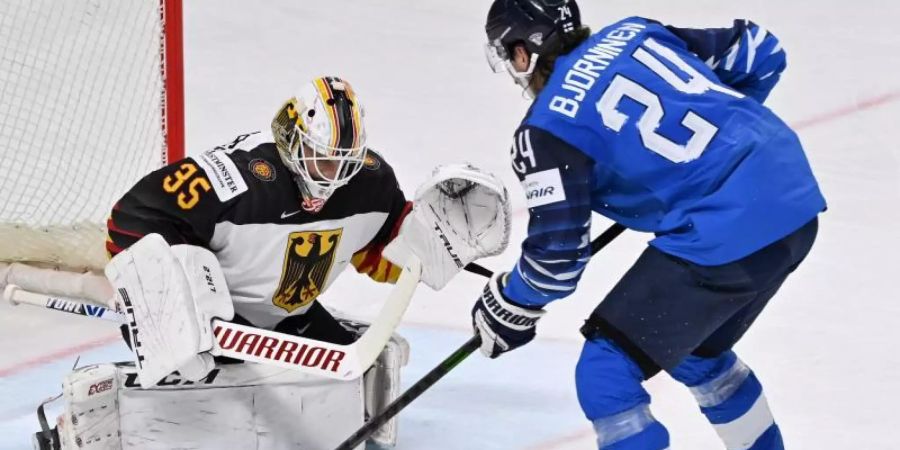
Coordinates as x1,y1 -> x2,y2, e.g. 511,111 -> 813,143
107,132 -> 410,329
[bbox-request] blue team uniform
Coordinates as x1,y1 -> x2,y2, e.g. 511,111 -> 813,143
503,17 -> 825,305
499,17 -> 824,450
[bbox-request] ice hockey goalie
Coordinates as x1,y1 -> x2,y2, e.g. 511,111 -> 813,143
30,76 -> 511,450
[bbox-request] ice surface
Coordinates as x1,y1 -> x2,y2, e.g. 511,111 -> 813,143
1,0 -> 898,448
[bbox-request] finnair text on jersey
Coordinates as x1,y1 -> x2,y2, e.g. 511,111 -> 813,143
549,22 -> 646,119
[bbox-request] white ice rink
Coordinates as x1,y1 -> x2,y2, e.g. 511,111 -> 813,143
2,1 -> 899,449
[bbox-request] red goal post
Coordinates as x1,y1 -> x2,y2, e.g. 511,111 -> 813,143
0,0 -> 184,303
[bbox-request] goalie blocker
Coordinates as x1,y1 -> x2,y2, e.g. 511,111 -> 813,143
32,322 -> 408,450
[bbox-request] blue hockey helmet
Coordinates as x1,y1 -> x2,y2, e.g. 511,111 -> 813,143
484,0 -> 582,82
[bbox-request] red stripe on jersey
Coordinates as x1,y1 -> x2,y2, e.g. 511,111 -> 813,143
107,217 -> 146,239
390,201 -> 413,241
106,240 -> 124,257
355,201 -> 413,273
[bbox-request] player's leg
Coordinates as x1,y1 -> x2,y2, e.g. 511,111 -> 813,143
667,217 -> 818,450
669,351 -> 782,450
691,217 -> 818,359
671,299 -> 785,449
578,244 -> 767,449
575,337 -> 670,449
575,246 -> 718,449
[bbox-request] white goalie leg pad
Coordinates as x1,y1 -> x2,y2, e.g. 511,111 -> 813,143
57,364 -> 121,450
55,361 -> 368,450
384,163 -> 511,290
364,331 -> 410,447
52,325 -> 408,450
333,315 -> 410,447
104,234 -> 234,387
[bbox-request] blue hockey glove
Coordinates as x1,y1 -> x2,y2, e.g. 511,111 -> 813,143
471,272 -> 545,358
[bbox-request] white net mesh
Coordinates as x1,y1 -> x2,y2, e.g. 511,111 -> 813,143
0,0 -> 173,271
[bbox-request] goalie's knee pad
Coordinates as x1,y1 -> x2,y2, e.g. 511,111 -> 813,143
336,316 -> 410,448
364,331 -> 409,448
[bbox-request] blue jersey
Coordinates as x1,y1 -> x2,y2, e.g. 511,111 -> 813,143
503,17 -> 826,306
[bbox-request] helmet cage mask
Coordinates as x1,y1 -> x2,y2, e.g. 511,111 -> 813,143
272,78 -> 368,204
289,123 -> 367,199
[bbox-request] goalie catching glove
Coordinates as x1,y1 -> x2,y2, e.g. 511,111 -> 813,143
384,163 -> 511,290
105,234 -> 234,387
472,272 -> 545,358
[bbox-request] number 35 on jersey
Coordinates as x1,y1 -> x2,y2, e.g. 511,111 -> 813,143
162,162 -> 211,210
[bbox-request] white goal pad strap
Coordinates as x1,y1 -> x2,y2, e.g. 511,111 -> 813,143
384,163 -> 511,290
104,234 -> 234,387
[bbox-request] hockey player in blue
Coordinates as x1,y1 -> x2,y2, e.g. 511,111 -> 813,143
471,1 -> 826,449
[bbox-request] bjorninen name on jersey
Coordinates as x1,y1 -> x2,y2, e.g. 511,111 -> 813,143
550,21 -> 646,119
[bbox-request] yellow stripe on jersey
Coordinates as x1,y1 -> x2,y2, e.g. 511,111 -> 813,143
351,248 -> 401,284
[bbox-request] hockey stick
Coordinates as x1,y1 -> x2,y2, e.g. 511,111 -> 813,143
3,256 -> 422,383
464,222 -> 627,277
335,223 -> 626,450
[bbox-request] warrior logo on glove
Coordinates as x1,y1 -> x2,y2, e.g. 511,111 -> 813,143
482,287 -> 539,329
273,229 -> 342,312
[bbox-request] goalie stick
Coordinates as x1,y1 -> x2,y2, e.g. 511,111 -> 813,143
3,256 -> 422,382
335,223 -> 626,450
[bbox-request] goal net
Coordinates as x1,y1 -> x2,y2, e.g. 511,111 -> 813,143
0,0 -> 183,303
0,0 -> 183,274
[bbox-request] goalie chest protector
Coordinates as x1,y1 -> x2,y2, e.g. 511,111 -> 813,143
108,133 -> 408,329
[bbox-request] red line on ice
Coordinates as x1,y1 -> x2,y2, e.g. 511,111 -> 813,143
791,90 -> 900,130
0,333 -> 121,378
525,427 -> 595,450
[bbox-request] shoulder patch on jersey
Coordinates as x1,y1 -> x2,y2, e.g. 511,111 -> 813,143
363,153 -> 381,171
249,159 -> 276,182
196,150 -> 248,202
522,168 -> 566,208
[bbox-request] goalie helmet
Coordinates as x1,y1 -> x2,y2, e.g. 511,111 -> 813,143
272,76 -> 368,207
484,0 -> 582,88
